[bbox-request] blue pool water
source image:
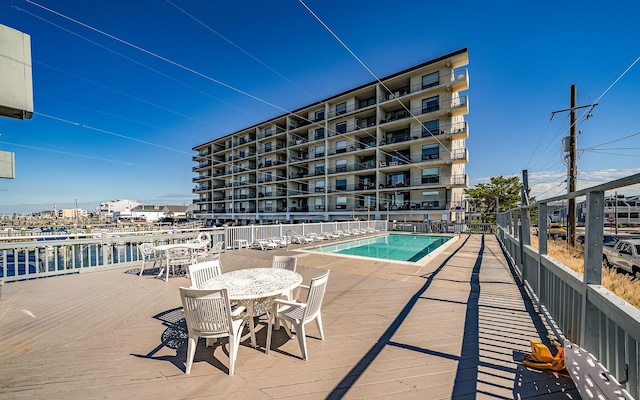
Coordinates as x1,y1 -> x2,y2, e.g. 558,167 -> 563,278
312,234 -> 451,262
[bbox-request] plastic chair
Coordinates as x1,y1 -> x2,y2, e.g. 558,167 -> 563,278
271,256 -> 298,302
266,270 -> 330,361
179,287 -> 247,375
271,256 -> 297,271
188,260 -> 222,289
138,243 -> 158,276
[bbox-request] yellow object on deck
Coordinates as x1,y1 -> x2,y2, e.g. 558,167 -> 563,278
523,339 -> 567,373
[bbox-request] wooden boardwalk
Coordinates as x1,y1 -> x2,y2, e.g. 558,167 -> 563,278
0,235 -> 579,399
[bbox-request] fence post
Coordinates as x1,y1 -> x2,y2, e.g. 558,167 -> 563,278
580,190 -> 605,349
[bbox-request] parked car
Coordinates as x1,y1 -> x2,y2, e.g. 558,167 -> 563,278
548,226 -> 567,240
576,234 -> 618,247
602,238 -> 640,279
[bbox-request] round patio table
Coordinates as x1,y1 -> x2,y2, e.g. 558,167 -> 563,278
201,268 -> 302,348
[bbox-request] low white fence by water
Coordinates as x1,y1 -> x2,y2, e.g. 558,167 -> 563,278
0,220 -> 388,282
497,173 -> 640,399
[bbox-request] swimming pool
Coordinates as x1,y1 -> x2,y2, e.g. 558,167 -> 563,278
310,234 -> 452,262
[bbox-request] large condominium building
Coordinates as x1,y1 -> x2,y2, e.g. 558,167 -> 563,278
192,48 -> 469,226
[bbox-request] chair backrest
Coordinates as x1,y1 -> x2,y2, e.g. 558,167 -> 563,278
166,246 -> 194,266
303,270 -> 330,321
271,256 -> 297,271
179,287 -> 233,337
139,243 -> 155,257
188,260 -> 222,289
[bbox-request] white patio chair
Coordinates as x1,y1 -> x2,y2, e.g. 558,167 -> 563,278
271,256 -> 298,301
158,246 -> 195,282
179,287 -> 247,375
266,270 -> 330,361
271,255 -> 297,271
138,243 -> 158,276
188,259 -> 222,289
198,241 -> 224,261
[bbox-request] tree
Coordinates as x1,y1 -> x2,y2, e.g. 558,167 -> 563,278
465,176 -> 522,223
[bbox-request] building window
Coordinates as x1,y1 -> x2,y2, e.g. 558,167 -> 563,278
421,191 -> 440,208
422,167 -> 439,184
422,119 -> 439,136
315,163 -> 325,175
390,173 -> 407,187
265,171 -> 272,182
336,102 -> 347,115
422,72 -> 440,89
422,145 -> 439,160
314,110 -> 325,121
358,97 -> 375,108
336,178 -> 347,191
314,198 -> 324,210
336,196 -> 347,209
336,122 -> 347,134
264,142 -> 272,152
265,157 -> 272,167
315,145 -> 325,157
265,201 -> 273,212
364,195 -> 376,208
422,96 -> 439,113
264,126 -> 273,136
315,128 -> 325,140
336,140 -> 347,153
315,180 -> 325,192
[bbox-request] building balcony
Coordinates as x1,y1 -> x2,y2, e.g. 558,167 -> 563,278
378,69 -> 469,103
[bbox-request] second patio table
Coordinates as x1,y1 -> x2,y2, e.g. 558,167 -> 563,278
201,267 -> 303,348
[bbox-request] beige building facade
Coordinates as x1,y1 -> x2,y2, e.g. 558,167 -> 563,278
192,49 -> 469,225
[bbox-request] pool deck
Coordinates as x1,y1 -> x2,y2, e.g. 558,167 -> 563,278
0,234 -> 578,399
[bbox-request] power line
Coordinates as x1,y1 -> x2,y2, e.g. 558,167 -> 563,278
19,0 -> 433,168
165,0 -> 315,99
298,0 -> 454,156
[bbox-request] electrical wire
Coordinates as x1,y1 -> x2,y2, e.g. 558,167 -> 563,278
165,0 -> 315,99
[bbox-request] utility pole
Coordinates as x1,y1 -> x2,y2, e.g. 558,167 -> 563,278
568,84 -> 577,247
551,85 -> 598,248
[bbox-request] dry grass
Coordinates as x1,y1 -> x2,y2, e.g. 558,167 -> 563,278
530,236 -> 640,309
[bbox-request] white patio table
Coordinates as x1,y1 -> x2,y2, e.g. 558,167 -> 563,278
201,268 -> 303,348
153,242 -> 204,280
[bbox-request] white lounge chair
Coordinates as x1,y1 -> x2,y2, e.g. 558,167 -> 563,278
252,239 -> 278,250
266,270 -> 330,361
179,287 -> 246,375
319,232 -> 339,240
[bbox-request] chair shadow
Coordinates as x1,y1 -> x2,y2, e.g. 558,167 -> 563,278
132,307 -> 272,375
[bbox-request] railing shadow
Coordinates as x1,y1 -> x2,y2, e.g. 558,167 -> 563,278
325,235 -> 473,399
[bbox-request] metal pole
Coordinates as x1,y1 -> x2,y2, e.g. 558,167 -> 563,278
568,84 -> 577,247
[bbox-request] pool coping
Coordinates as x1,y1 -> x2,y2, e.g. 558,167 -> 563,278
297,232 -> 459,268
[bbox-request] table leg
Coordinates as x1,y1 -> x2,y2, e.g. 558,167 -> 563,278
248,302 -> 257,348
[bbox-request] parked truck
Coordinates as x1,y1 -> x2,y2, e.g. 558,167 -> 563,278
602,238 -> 640,279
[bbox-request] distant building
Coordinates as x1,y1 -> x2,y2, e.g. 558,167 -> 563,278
56,208 -> 88,219
130,204 -> 165,222
98,199 -> 141,220
578,194 -> 640,226
161,205 -> 195,221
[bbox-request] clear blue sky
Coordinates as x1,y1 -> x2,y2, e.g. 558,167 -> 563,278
1,0 -> 639,214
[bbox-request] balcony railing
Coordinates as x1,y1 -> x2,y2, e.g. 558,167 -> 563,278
378,69 -> 468,102
379,96 -> 468,125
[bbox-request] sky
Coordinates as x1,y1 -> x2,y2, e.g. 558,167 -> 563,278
1,0 -> 640,214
